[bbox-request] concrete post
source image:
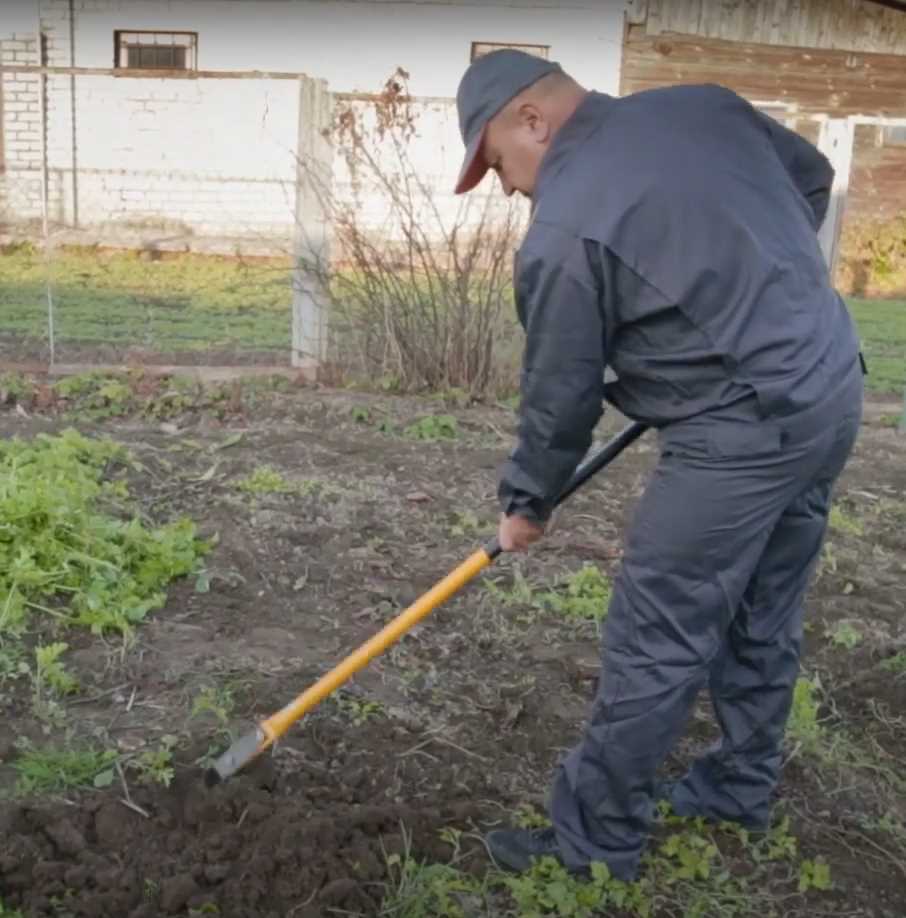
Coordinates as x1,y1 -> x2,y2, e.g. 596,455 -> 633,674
291,75 -> 332,376
816,117 -> 854,278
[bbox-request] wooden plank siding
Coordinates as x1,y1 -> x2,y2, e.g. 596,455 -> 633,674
632,0 -> 906,54
850,125 -> 906,223
620,0 -> 906,255
620,31 -> 906,118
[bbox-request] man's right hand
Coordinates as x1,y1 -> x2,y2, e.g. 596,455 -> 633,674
498,513 -> 544,552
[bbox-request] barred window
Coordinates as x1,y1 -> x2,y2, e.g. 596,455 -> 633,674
471,42 -> 549,62
114,31 -> 198,71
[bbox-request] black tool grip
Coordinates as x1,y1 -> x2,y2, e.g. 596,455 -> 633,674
482,420 -> 648,560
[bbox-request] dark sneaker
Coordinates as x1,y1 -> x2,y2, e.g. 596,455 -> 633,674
486,826 -> 563,873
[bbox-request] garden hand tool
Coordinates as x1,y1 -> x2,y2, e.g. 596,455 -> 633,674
205,420 -> 648,786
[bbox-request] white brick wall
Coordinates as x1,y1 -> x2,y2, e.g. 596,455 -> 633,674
1,0 -> 625,245
37,73 -> 302,238
1,34 -> 44,223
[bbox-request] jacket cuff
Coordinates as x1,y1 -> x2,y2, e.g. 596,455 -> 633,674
499,486 -> 552,525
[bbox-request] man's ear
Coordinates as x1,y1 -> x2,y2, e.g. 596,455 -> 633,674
516,102 -> 550,143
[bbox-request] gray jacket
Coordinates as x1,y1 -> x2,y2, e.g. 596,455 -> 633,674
500,84 -> 862,522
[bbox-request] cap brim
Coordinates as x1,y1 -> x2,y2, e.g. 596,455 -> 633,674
454,125 -> 489,195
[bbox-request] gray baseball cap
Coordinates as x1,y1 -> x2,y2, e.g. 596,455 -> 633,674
454,48 -> 563,194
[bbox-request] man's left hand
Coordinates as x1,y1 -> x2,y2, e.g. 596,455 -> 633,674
498,513 -> 544,552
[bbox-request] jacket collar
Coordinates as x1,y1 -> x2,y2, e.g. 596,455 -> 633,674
533,90 -> 615,207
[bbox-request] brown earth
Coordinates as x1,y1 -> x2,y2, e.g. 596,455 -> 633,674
0,383 -> 905,917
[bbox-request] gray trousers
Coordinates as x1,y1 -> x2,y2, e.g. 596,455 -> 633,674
550,365 -> 864,879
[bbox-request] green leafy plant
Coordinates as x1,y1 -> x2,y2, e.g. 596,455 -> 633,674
513,803 -> 552,829
816,541 -> 838,580
798,858 -> 832,893
486,565 -> 612,624
235,465 -> 295,495
504,858 -> 648,918
881,651 -> 906,674
787,676 -> 823,754
829,504 -> 864,536
449,510 -> 482,537
0,642 -> 28,685
191,684 -> 235,730
404,414 -> 459,442
658,829 -> 720,882
13,741 -> 118,795
542,566 -> 612,622
335,691 -> 384,726
54,373 -> 135,420
484,566 -> 537,609
825,621 -> 863,650
0,372 -> 33,405
33,643 -> 78,698
0,429 -> 210,640
381,826 -> 486,918
129,734 -> 178,787
0,897 -> 25,918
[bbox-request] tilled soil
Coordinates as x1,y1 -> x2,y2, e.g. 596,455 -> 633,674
1,385 -> 905,917
2,753 -> 485,918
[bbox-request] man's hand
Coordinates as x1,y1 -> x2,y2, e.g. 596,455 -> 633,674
498,513 -> 544,552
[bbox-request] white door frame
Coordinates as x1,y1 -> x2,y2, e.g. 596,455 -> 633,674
816,115 -> 906,274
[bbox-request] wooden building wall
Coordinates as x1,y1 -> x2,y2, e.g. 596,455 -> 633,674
620,0 -> 906,238
624,0 -> 906,55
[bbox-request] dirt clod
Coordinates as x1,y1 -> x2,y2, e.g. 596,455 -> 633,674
43,819 -> 85,856
159,872 -> 200,913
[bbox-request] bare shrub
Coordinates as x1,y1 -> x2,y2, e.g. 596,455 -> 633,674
296,70 -> 527,397
836,213 -> 906,298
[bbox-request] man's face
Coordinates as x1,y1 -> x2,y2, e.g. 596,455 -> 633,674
481,103 -> 549,199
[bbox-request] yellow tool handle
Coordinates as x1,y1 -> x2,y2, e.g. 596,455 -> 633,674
261,546 -> 494,742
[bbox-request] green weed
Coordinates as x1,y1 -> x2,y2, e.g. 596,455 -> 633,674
191,684 -> 235,730
880,651 -> 906,674
829,504 -> 863,536
542,566 -> 612,622
403,414 -> 459,441
484,566 -> 537,610
504,858 -> 649,918
798,858 -> 832,893
816,541 -> 838,581
128,735 -> 178,787
235,466 -> 335,500
31,642 -> 79,724
0,898 -> 24,918
787,676 -> 824,755
0,429 -> 209,640
235,465 -> 295,495
449,510 -> 482,537
513,803 -> 552,829
335,691 -> 384,726
486,565 -> 612,624
504,815 -> 826,918
33,642 -> 78,698
0,372 -> 33,404
380,827 -> 487,918
825,621 -> 863,650
0,642 -> 28,686
12,741 -> 118,795
382,857 -> 481,918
